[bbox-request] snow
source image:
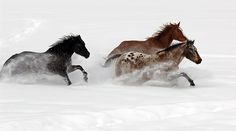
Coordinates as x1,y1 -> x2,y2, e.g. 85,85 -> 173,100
1,0 -> 236,130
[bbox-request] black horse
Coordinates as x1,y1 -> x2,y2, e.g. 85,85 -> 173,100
0,35 -> 90,85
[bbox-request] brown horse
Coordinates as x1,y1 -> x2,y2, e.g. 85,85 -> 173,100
104,22 -> 188,66
115,40 -> 202,86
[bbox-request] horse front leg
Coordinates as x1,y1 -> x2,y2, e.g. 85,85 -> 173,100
169,72 -> 195,86
67,65 -> 88,82
64,74 -> 72,85
178,72 -> 195,86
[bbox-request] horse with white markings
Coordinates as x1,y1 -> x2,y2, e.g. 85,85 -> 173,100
0,35 -> 90,85
104,22 -> 188,67
115,40 -> 202,86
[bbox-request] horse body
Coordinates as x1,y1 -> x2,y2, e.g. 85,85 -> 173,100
0,35 -> 90,85
115,46 -> 185,76
104,22 -> 188,66
108,40 -> 161,55
2,52 -> 53,75
115,40 -> 202,86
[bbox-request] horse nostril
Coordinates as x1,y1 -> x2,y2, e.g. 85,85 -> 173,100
86,52 -> 90,58
197,59 -> 202,64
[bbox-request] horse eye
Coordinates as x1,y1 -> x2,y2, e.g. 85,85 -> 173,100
76,44 -> 81,48
190,48 -> 196,53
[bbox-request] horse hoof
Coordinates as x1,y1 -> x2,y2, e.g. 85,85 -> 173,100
84,77 -> 88,82
67,82 -> 72,86
190,82 -> 195,86
83,72 -> 88,82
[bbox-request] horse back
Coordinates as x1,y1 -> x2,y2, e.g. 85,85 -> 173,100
3,51 -> 39,66
108,40 -> 147,57
108,39 -> 164,58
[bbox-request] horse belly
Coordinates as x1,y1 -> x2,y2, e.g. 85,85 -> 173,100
115,52 -> 150,76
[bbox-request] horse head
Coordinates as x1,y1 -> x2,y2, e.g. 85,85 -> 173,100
172,22 -> 188,42
73,35 -> 90,59
184,40 -> 202,64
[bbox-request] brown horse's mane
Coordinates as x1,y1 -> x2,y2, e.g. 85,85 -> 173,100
149,23 -> 181,40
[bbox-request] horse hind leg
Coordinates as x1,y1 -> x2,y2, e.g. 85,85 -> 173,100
57,70 -> 72,85
62,73 -> 72,86
67,65 -> 88,82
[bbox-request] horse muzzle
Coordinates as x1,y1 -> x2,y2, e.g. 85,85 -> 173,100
84,52 -> 90,58
196,58 -> 202,64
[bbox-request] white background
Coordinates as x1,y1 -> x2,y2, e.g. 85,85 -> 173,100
1,0 -> 236,130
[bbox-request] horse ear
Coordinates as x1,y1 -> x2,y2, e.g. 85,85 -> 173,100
187,40 -> 194,45
177,22 -> 180,27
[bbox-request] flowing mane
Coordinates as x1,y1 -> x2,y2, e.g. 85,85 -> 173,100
46,35 -> 79,53
49,35 -> 76,48
150,23 -> 181,40
157,40 -> 194,54
157,42 -> 185,53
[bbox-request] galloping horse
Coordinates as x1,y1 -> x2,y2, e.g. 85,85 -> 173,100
104,22 -> 188,66
115,40 -> 202,86
0,35 -> 90,85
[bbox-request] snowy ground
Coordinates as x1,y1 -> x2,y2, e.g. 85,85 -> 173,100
1,0 -> 236,130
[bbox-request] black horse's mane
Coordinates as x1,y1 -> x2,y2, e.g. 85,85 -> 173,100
46,35 -> 79,53
50,35 -> 77,48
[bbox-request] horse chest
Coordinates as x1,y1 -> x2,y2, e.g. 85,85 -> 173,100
47,56 -> 71,72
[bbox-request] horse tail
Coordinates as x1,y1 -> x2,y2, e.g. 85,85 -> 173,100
102,54 -> 122,67
0,68 -> 3,80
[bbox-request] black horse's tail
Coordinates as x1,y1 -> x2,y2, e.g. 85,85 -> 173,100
102,54 -> 122,67
0,68 -> 3,80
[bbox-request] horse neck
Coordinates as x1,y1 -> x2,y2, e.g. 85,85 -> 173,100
151,30 -> 173,48
154,44 -> 186,66
46,46 -> 74,58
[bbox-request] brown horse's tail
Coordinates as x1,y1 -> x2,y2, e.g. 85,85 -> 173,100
102,54 -> 122,67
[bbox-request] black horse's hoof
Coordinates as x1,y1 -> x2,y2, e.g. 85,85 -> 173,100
83,75 -> 88,82
83,72 -> 88,82
67,82 -> 72,86
190,82 -> 195,86
84,77 -> 88,82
